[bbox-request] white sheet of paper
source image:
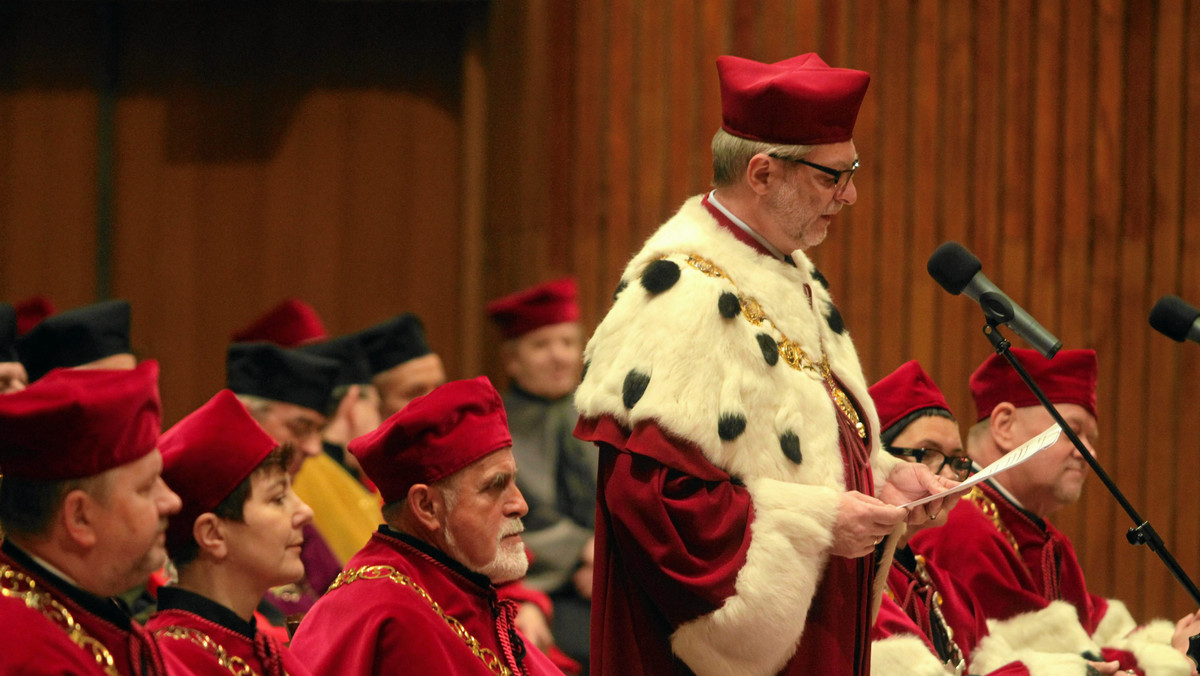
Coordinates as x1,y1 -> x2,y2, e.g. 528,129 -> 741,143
898,423 -> 1062,508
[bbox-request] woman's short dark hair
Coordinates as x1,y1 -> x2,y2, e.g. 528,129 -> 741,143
880,407 -> 955,448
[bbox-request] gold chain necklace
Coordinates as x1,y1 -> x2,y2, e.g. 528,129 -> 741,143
965,487 -> 1020,554
912,555 -> 967,675
0,563 -> 119,676
683,254 -> 866,439
327,564 -> 514,676
153,625 -> 266,676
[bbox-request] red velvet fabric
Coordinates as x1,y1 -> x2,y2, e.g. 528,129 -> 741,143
969,348 -> 1097,422
350,376 -> 513,504
290,531 -> 560,676
0,360 -> 161,481
148,608 -> 310,676
717,53 -> 869,145
868,360 -> 954,431
910,482 -> 1107,632
0,548 -> 167,675
487,278 -> 580,339
578,410 -> 876,676
230,298 -> 327,347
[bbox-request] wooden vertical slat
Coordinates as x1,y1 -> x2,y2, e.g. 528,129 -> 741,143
907,0 -> 942,371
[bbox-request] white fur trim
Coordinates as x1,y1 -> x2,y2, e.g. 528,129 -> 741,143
1103,614 -> 1193,676
1092,598 -> 1138,646
870,635 -> 951,676
985,601 -> 1100,655
971,633 -> 1091,676
669,477 -> 840,675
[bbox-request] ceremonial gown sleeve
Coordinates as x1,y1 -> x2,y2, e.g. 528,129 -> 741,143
0,601 -> 111,676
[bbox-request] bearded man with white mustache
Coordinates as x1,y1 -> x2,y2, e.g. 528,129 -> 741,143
290,376 -> 563,676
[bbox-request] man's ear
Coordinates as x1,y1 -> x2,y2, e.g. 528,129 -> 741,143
989,402 -> 1019,453
746,153 -> 776,196
406,484 -> 443,532
193,513 -> 229,560
59,489 -> 99,549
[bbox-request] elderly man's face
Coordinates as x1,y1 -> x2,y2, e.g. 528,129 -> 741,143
437,447 -> 529,584
765,140 -> 859,251
374,353 -> 447,418
87,450 -> 182,596
503,322 -> 584,401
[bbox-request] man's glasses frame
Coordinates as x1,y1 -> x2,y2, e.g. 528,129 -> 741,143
768,153 -> 859,193
886,446 -> 973,479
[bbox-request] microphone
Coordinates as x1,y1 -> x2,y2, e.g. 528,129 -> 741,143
1149,295 -> 1200,344
927,241 -> 1063,358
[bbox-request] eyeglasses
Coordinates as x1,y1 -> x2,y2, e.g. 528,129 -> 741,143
886,446 -> 973,480
769,154 -> 859,193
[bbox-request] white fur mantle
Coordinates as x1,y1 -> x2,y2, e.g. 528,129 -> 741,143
577,195 -> 900,675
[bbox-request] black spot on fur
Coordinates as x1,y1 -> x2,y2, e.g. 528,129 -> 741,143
729,475 -> 745,487
756,333 -> 778,366
718,292 -> 741,319
717,413 -> 747,441
780,432 -> 803,464
825,302 -> 845,335
622,370 -> 650,409
581,360 -> 590,382
811,267 -> 830,289
612,279 -> 628,301
641,260 -> 680,294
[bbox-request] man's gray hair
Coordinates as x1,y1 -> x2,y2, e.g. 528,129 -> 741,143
711,127 -> 814,187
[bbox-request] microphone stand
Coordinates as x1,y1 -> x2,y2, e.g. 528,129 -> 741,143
977,296 -> 1200,606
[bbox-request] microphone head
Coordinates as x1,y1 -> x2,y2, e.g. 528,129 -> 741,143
927,242 -> 982,295
1149,295 -> 1200,342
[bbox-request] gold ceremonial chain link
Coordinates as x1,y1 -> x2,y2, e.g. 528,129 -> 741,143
153,626 -> 264,676
0,564 -> 119,676
965,487 -> 1020,554
327,565 -> 514,676
683,254 -> 866,439
913,555 -> 967,676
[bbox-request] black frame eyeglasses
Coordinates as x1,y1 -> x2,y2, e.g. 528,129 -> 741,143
769,154 -> 859,193
886,446 -> 973,480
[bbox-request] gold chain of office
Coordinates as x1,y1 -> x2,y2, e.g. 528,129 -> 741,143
153,625 -> 282,676
0,563 -> 119,676
326,564 -> 514,676
682,254 -> 866,439
964,487 -> 1020,554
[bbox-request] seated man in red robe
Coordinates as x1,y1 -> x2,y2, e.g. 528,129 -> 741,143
149,389 -> 316,676
289,376 -> 561,675
870,360 -> 1100,676
910,349 -> 1200,675
0,362 -> 182,675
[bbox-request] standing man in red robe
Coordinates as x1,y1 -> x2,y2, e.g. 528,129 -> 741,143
289,376 -> 562,675
0,362 -> 182,675
574,53 -> 957,676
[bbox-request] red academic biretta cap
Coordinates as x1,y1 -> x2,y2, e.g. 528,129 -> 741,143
0,360 -> 161,481
159,389 -> 279,554
869,360 -> 954,434
970,348 -> 1098,422
717,53 -> 870,146
350,376 -> 512,505
231,298 -> 328,347
14,296 -> 56,337
486,278 -> 580,340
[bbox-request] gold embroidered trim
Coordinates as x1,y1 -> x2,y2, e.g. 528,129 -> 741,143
327,564 -> 513,676
0,563 -> 118,676
965,487 -> 1020,554
913,554 -> 966,674
682,254 -> 866,439
153,626 -> 265,676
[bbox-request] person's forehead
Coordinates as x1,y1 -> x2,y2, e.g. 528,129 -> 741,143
892,415 -> 961,448
458,447 -> 516,481
272,400 -> 325,424
803,140 -> 858,165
